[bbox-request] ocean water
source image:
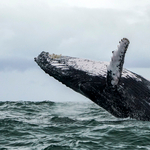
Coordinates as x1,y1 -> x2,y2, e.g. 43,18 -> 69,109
0,101 -> 150,150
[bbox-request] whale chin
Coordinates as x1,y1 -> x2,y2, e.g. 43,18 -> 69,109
35,38 -> 150,121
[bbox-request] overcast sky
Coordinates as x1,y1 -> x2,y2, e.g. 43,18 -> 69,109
0,0 -> 150,101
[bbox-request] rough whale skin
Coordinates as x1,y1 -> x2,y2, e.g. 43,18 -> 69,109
34,38 -> 150,121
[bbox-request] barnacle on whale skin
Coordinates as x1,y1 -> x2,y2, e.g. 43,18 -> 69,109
49,53 -> 62,59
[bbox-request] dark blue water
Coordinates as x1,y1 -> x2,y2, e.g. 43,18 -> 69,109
0,101 -> 150,150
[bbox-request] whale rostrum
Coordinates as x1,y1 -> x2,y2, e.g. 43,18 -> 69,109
34,38 -> 150,121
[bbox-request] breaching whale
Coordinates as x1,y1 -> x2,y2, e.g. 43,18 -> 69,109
34,38 -> 150,121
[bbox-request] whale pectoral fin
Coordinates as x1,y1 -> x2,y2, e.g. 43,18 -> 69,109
107,38 -> 130,88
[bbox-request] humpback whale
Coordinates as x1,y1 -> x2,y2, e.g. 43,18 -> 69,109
34,38 -> 150,121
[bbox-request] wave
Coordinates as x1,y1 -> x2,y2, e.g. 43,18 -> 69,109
50,116 -> 76,124
1,101 -> 150,150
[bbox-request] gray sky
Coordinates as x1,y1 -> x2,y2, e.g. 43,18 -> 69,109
0,0 -> 150,101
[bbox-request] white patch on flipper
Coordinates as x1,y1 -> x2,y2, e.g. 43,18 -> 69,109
107,38 -> 130,86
